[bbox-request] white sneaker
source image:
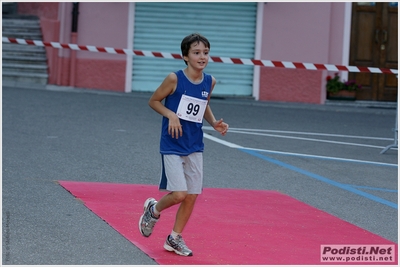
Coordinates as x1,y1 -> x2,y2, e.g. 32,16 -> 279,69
138,198 -> 159,237
164,234 -> 193,256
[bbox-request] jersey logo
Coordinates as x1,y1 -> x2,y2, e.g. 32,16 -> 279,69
202,90 -> 209,98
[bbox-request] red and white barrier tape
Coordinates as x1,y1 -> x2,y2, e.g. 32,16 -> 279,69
3,37 -> 398,75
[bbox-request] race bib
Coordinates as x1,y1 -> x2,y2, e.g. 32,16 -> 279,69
176,95 -> 208,123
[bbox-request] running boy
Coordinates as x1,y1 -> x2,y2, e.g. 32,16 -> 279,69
139,33 -> 229,256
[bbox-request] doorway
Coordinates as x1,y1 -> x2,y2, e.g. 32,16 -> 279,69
349,2 -> 398,101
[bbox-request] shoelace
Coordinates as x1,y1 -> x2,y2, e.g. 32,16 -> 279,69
175,235 -> 188,249
145,212 -> 158,227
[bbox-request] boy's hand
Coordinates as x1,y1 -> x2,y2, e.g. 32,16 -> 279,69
168,114 -> 183,139
213,119 -> 229,136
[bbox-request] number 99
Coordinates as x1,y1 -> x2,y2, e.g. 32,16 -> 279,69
187,103 -> 200,116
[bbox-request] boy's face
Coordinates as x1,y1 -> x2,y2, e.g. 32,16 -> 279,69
184,41 -> 209,70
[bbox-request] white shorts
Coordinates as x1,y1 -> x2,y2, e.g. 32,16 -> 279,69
159,152 -> 203,194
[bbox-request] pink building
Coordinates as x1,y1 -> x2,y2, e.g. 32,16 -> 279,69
17,2 -> 398,104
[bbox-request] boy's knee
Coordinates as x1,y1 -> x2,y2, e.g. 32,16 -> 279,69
171,191 -> 187,203
185,194 -> 198,202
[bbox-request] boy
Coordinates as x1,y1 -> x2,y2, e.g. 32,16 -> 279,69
139,33 -> 229,256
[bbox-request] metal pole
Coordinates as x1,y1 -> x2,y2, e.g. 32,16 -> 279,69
380,75 -> 398,154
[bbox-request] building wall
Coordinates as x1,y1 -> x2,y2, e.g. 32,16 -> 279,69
16,2 -> 350,103
259,2 -> 348,104
18,2 -> 59,20
57,2 -> 129,91
328,2 -> 352,84
18,2 -> 130,92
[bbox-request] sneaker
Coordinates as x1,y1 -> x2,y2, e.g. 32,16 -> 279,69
164,235 -> 193,256
139,198 -> 159,237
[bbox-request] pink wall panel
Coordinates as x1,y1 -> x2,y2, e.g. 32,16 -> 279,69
259,68 -> 323,104
40,18 -> 60,84
261,2 -> 331,63
17,2 -> 130,92
75,2 -> 129,60
57,57 -> 70,86
327,2 -> 349,65
74,59 -> 126,92
56,3 -> 129,90
18,2 -> 59,20
258,2 -> 348,104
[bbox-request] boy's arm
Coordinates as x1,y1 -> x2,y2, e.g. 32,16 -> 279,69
204,105 -> 229,136
148,73 -> 182,139
204,76 -> 229,136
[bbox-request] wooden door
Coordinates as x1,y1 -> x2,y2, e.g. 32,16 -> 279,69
349,2 -> 398,102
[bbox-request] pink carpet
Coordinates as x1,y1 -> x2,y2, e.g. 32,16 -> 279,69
58,181 -> 397,265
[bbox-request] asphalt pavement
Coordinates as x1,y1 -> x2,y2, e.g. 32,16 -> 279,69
2,83 -> 398,264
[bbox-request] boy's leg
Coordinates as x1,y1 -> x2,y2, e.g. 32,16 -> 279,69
153,153 -> 202,256
171,152 -> 202,233
163,194 -> 197,257
173,194 -> 198,233
152,192 -> 197,233
139,191 -> 187,238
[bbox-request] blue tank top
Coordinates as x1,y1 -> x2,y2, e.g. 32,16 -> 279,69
160,69 -> 212,155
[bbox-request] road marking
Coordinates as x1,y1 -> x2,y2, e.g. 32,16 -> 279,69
240,149 -> 397,209
205,127 -> 393,141
345,185 -> 398,193
225,129 -> 394,150
203,133 -> 397,167
203,133 -> 243,148
203,133 -> 398,209
242,147 -> 397,167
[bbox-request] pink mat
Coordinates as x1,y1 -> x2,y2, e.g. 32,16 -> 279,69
59,181 -> 397,265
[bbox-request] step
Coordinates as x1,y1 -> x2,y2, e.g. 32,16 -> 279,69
2,71 -> 48,85
2,22 -> 40,28
2,21 -> 41,28
1,24 -> 42,36
3,71 -> 48,77
2,54 -> 47,61
2,14 -> 39,20
2,25 -> 41,32
2,50 -> 47,58
2,31 -> 42,39
3,63 -> 48,74
2,15 -> 48,86
2,43 -> 46,52
2,56 -> 47,65
2,18 -> 40,26
2,68 -> 48,75
3,70 -> 48,76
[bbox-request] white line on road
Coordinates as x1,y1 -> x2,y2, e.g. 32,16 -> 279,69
203,133 -> 397,167
203,133 -> 243,148
203,126 -> 393,141
203,127 -> 396,150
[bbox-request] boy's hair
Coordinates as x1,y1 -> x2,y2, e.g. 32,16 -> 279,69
181,33 -> 210,65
